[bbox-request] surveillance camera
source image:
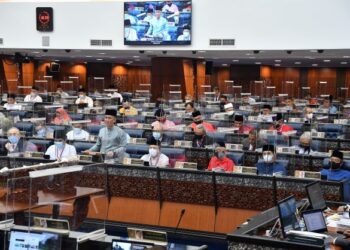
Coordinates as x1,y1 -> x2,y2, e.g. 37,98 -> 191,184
286,50 -> 292,54
42,49 -> 48,53
65,49 -> 71,53
162,51 -> 167,55
317,49 -> 324,54
192,51 -> 197,55
253,50 -> 260,54
139,50 -> 145,54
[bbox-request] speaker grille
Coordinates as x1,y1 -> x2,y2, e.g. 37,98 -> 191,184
0,38 -> 3,45
209,39 -> 222,46
42,36 -> 50,47
101,40 -> 112,46
223,39 -> 235,45
90,39 -> 102,46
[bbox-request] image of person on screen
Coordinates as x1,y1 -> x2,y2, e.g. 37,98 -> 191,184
177,25 -> 191,41
162,1 -> 179,24
124,19 -> 138,41
124,4 -> 138,25
144,5 -> 170,41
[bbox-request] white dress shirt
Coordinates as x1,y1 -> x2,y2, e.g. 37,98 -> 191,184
45,144 -> 77,161
141,153 -> 169,168
24,95 -> 43,103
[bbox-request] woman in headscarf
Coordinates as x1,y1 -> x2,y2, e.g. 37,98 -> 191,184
52,108 -> 71,125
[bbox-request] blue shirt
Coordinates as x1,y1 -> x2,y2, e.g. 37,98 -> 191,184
321,168 -> 350,202
256,161 -> 287,176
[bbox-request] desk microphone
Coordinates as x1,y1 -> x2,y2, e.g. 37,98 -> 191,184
174,209 -> 186,236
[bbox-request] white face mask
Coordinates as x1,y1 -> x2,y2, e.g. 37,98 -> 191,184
31,92 -> 37,97
183,31 -> 190,38
152,132 -> 161,140
73,127 -> 82,134
306,113 -> 313,119
226,111 -> 234,116
149,148 -> 158,158
263,154 -> 273,163
79,94 -> 85,99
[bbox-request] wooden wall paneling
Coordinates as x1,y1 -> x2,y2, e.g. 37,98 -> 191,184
22,62 -> 34,87
59,63 -> 87,91
0,59 -> 7,92
283,67 -> 300,98
230,65 -> 261,93
336,68 -> 346,98
308,68 -> 337,97
87,63 -> 112,92
195,60 -> 205,99
215,208 -> 259,233
183,59 -> 194,99
111,65 -> 128,92
345,69 -> 350,96
214,67 -> 230,94
126,66 -> 151,94
2,59 -> 19,93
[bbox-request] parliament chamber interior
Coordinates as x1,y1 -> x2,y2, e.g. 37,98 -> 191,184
1,0 -> 350,249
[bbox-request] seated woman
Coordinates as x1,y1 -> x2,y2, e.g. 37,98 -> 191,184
140,136 -> 169,168
207,142 -> 235,172
52,108 -> 71,125
5,127 -> 37,155
66,121 -> 90,141
34,121 -> 54,138
151,109 -> 175,131
45,133 -> 77,161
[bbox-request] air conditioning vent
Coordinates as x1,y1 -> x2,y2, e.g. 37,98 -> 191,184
101,40 -> 112,46
90,39 -> 101,46
0,38 -> 3,45
42,36 -> 50,47
223,39 -> 235,45
210,39 -> 222,46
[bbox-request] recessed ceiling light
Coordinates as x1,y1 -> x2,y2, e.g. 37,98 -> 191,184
32,51 -> 40,54
197,56 -> 204,59
343,56 -> 350,58
213,57 -> 219,59
198,50 -> 206,53
245,53 -> 251,56
133,55 -> 140,58
249,56 -> 256,59
85,55 -> 92,58
54,59 -> 60,62
323,59 -> 331,62
275,64 -> 281,67
110,57 -> 116,59
134,59 -> 141,61
222,64 -> 228,66
96,58 -> 103,61
312,64 -> 318,67
295,62 -> 301,64
310,50 -> 318,53
98,52 -> 106,55
304,56 -> 315,59
255,62 -> 261,65
341,62 -> 348,65
232,59 -> 239,62
275,60 -> 281,62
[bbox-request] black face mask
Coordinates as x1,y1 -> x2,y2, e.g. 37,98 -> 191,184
330,161 -> 341,169
194,120 -> 203,125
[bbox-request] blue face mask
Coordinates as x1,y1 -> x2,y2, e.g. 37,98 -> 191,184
152,132 -> 161,140
54,141 -> 64,149
8,135 -> 19,144
73,127 -> 82,134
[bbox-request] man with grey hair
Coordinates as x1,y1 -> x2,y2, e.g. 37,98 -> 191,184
295,131 -> 314,155
5,127 -> 37,155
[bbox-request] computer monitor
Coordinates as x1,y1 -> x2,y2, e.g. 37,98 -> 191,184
111,239 -> 154,250
9,230 -> 61,250
306,181 -> 327,210
302,209 -> 327,233
277,195 -> 300,238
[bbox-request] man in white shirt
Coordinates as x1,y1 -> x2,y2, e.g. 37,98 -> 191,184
75,88 -> 94,108
66,121 -> 90,141
108,87 -> 123,103
24,86 -> 43,103
177,25 -> 191,41
258,104 -> 274,122
45,134 -> 77,161
4,93 -> 21,110
124,19 -> 138,41
141,136 -> 169,167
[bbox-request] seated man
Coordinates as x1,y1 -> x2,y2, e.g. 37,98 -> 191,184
4,93 -> 21,110
108,87 -> 123,103
258,104 -> 274,122
5,127 -> 37,154
321,150 -> 350,202
256,145 -> 286,176
224,103 -> 234,117
34,121 -> 54,138
284,98 -> 298,112
45,134 -> 77,161
141,136 -> 169,167
319,95 -> 337,114
269,113 -> 294,133
189,110 -> 215,132
207,142 -> 235,172
119,101 -> 138,116
242,130 -> 264,151
75,88 -> 94,108
185,102 -> 196,117
192,124 -> 207,148
151,109 -> 175,130
294,132 -> 314,155
24,86 -> 43,103
213,87 -> 221,101
66,121 -> 90,141
233,115 -> 253,134
219,95 -> 228,112
242,94 -> 255,105
56,86 -> 69,97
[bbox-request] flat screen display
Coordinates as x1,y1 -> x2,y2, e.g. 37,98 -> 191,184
302,209 -> 327,233
9,231 -> 61,250
124,1 -> 192,45
306,181 -> 327,210
277,196 -> 300,237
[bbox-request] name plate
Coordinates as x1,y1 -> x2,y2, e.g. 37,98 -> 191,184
22,117 -> 46,122
239,106 -> 252,111
143,103 -> 156,108
226,143 -> 243,151
289,117 -> 305,123
278,94 -> 288,97
141,112 -> 155,117
24,151 -> 44,158
233,166 -> 257,175
137,123 -> 153,130
130,138 -> 147,144
174,161 -> 197,170
259,129 -> 277,136
272,107 -> 283,112
276,146 -> 296,154
174,103 -> 185,109
211,113 -> 227,119
127,228 -> 167,243
204,92 -> 215,95
311,132 -> 325,138
174,140 -> 192,148
317,108 -> 330,114
118,122 -> 138,128
241,93 -> 252,96
131,97 -> 147,102
88,135 -> 97,141
207,101 -> 220,105
295,170 -> 321,179
248,116 -> 259,122
78,155 -> 93,162
334,119 -> 348,125
217,127 -> 239,133
123,158 -> 144,166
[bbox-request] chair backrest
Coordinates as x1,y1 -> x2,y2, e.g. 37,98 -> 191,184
226,152 -> 244,165
86,125 -> 104,135
73,141 -> 95,154
0,138 -> 8,156
162,131 -> 184,141
161,147 -> 186,168
69,113 -> 84,121
123,128 -> 145,138
125,144 -> 149,158
28,139 -> 53,152
9,111 -> 29,118
257,159 -> 289,169
15,122 -> 34,136
206,132 -> 226,144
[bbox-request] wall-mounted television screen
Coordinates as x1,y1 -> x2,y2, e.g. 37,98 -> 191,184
124,1 -> 192,45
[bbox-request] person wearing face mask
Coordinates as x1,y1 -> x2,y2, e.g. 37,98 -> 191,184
66,121 -> 90,141
34,121 -> 54,139
24,86 -> 43,103
177,25 -> 191,41
185,102 -> 196,117
119,101 -> 138,116
319,95 -> 337,114
294,132 -> 315,155
321,150 -> 350,202
189,110 -> 215,132
284,98 -> 298,112
52,108 -> 71,125
124,19 -> 138,41
269,113 -> 294,133
56,86 -> 69,98
4,94 -> 21,110
5,127 -> 37,155
45,134 -> 77,161
242,94 -> 256,105
233,115 -> 253,134
258,104 -> 274,122
224,103 -> 235,117
152,109 -> 175,130
192,124 -> 207,148
75,88 -> 94,108
242,130 -> 265,151
141,136 -> 169,167
256,145 -> 286,176
207,142 -> 235,172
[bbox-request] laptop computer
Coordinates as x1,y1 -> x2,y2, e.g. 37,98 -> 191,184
306,181 -> 327,211
277,195 -> 300,238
